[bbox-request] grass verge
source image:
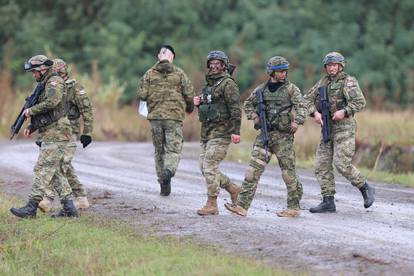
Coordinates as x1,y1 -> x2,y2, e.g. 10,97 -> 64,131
0,193 -> 287,276
226,146 -> 414,187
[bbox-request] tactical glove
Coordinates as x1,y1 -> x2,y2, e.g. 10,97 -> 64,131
80,135 -> 92,148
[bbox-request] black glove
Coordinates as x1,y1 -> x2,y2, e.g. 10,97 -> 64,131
80,135 -> 92,148
35,140 -> 42,147
185,105 -> 194,114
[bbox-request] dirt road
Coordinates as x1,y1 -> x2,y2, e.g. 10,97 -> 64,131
1,141 -> 413,275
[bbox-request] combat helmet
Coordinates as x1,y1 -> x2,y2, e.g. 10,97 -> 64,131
266,56 -> 289,75
52,58 -> 68,76
206,50 -> 229,68
24,55 -> 53,71
323,52 -> 345,68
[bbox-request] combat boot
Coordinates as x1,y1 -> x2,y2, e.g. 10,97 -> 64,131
160,169 -> 172,196
309,196 -> 336,213
225,183 -> 241,204
10,200 -> 38,218
38,197 -> 53,213
224,203 -> 247,216
276,209 -> 300,217
197,196 -> 219,215
75,196 -> 90,209
53,200 -> 79,218
359,182 -> 375,208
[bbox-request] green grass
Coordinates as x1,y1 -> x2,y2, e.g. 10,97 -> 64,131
0,194 -> 287,276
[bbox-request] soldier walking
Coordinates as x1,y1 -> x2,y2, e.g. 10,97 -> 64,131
38,58 -> 94,212
137,45 -> 194,196
10,55 -> 78,218
225,56 -> 306,217
304,52 -> 375,213
195,50 -> 241,216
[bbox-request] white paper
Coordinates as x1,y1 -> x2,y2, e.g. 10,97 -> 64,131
138,101 -> 148,117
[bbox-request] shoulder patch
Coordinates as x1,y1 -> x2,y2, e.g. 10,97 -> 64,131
346,81 -> 354,87
79,89 -> 86,95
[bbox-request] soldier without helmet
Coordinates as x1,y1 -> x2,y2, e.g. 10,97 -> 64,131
137,45 -> 195,196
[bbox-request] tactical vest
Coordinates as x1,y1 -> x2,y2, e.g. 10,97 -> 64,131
31,74 -> 68,132
316,73 -> 348,114
66,79 -> 81,120
198,77 -> 231,123
262,82 -> 293,132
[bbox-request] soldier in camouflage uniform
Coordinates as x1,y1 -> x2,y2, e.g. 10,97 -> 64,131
304,52 -> 375,213
194,50 -> 242,216
38,58 -> 94,212
10,55 -> 78,218
138,45 -> 194,196
225,56 -> 306,218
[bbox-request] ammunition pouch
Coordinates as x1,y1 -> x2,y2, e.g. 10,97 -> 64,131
67,102 -> 80,120
198,103 -> 230,123
30,110 -> 63,132
269,113 -> 292,132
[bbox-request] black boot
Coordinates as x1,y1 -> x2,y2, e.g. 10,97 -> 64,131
359,182 -> 375,208
160,169 -> 172,196
53,200 -> 78,217
10,200 -> 38,218
309,196 -> 336,213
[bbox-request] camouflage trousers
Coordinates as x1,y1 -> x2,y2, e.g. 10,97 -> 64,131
43,139 -> 86,199
30,141 -> 75,203
237,131 -> 303,210
199,137 -> 232,197
150,119 -> 184,183
315,118 -> 366,197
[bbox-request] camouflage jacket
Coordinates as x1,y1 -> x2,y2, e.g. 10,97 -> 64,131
66,78 -> 94,137
244,79 -> 306,133
304,71 -> 366,117
137,60 -> 194,122
29,69 -> 72,142
199,72 -> 241,141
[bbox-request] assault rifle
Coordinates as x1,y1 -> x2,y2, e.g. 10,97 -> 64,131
256,83 -> 270,150
10,83 -> 44,139
318,86 -> 331,143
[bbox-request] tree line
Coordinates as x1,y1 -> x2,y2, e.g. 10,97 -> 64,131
1,0 -> 413,108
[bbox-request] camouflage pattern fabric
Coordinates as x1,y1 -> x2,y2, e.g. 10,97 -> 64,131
237,80 -> 305,210
138,60 -> 194,184
43,138 -> 86,199
28,69 -> 73,202
199,72 -> 241,141
31,141 -> 74,202
66,79 -> 94,137
237,134 -> 303,210
304,71 -> 367,197
244,80 -> 306,125
137,60 -> 194,121
150,120 -> 184,182
29,70 -> 72,142
199,137 -> 232,197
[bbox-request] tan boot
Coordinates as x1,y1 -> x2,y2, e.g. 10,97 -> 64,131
75,196 -> 90,209
38,197 -> 53,213
197,196 -> 219,215
225,183 -> 241,204
276,209 -> 300,217
224,203 -> 247,217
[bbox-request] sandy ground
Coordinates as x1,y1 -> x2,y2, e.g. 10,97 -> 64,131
1,141 -> 413,275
